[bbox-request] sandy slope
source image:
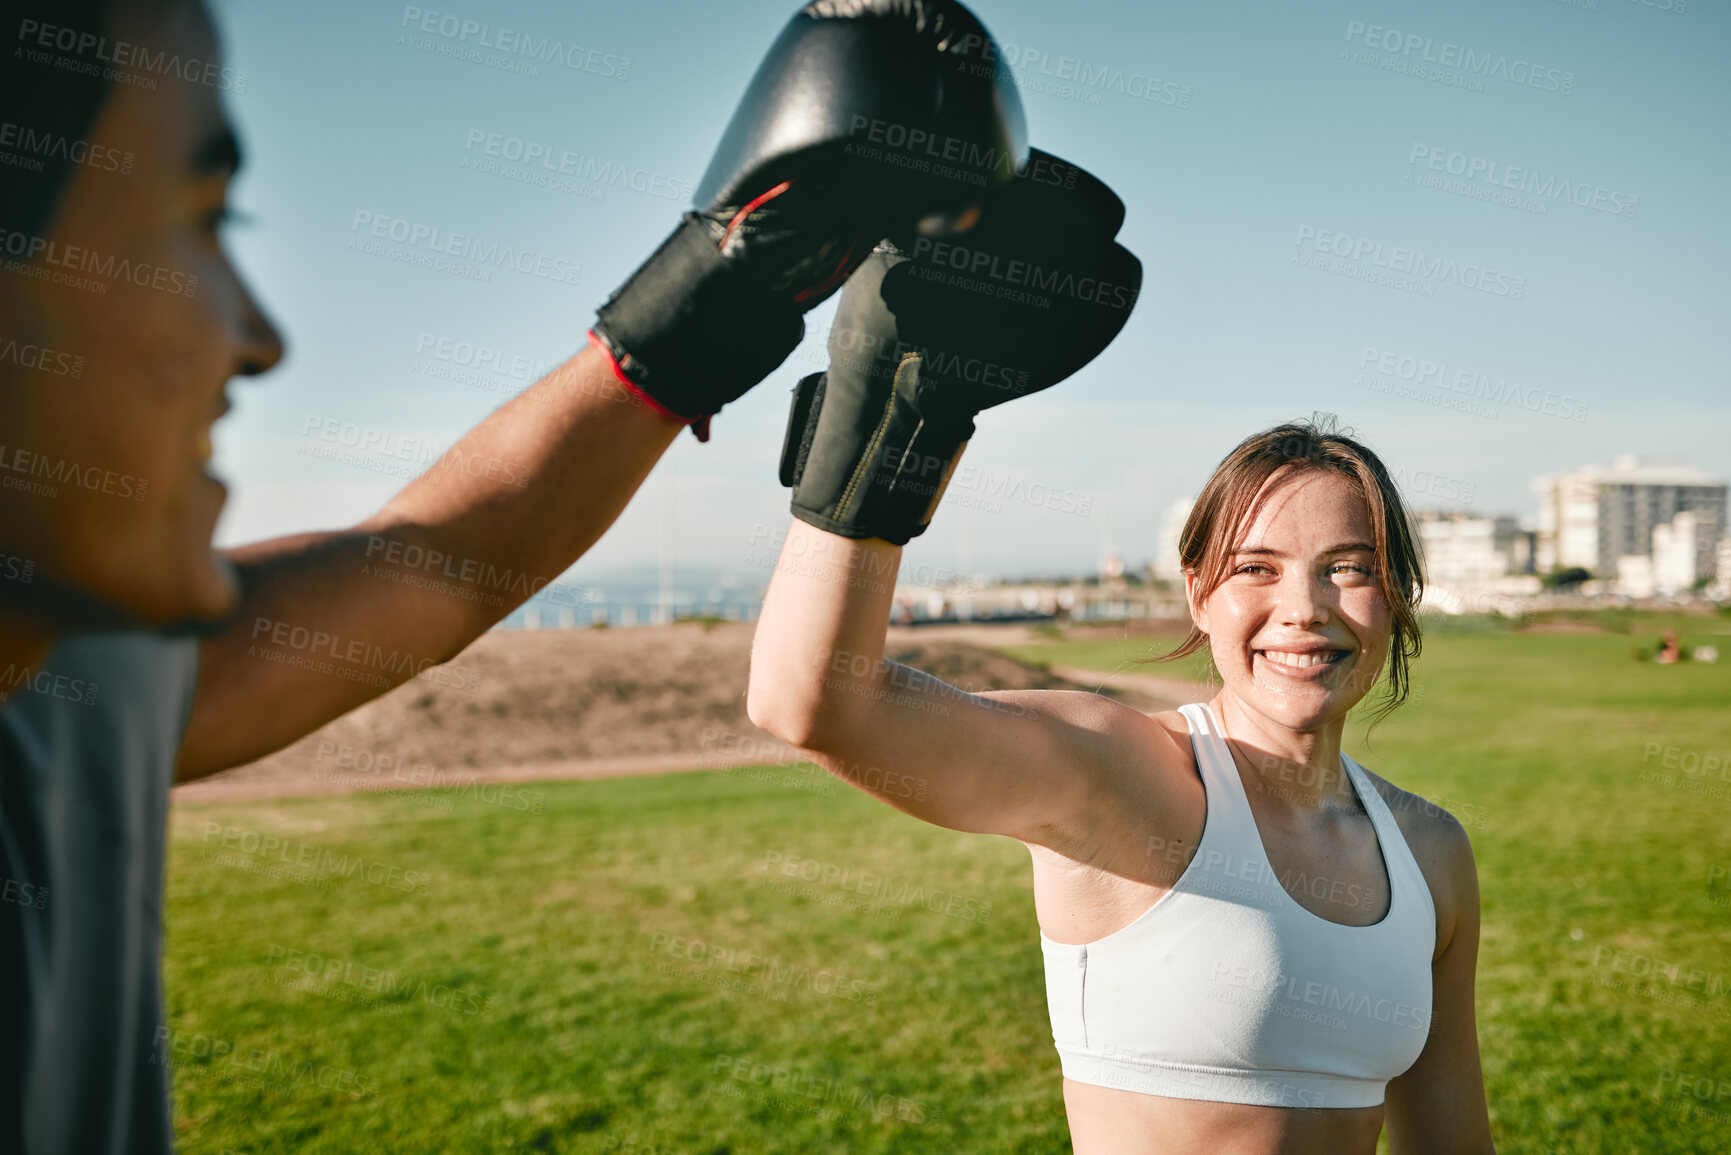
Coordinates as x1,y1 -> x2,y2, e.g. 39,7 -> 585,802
173,622 -> 1210,804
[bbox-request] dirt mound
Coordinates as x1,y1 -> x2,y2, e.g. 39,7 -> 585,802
180,623 -> 1148,801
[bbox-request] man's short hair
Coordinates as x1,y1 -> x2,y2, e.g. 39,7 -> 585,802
0,0 -> 181,238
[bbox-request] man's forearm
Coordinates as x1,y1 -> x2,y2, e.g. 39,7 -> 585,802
234,341 -> 682,640
358,339 -> 682,640
178,342 -> 684,780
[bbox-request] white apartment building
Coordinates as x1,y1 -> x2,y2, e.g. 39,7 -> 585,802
1532,456 -> 1726,579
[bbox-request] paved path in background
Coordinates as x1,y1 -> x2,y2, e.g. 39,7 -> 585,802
170,750 -> 788,805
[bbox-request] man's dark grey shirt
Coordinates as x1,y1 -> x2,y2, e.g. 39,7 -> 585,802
0,632 -> 200,1155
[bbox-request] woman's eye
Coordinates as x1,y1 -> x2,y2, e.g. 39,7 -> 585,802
1330,563 -> 1372,576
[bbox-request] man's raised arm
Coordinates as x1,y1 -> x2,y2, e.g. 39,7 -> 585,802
173,0 -> 1029,782
175,342 -> 677,780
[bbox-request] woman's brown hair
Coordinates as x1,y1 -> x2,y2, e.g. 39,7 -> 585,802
1152,415 -> 1426,725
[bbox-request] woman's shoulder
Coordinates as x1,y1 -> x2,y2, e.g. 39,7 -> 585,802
1351,760 -> 1475,856
1351,757 -> 1480,952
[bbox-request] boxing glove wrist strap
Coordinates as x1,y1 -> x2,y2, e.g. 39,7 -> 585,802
779,367 -> 975,547
591,214 -> 806,436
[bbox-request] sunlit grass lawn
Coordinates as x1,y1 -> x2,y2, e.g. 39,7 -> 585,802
165,612 -> 1731,1153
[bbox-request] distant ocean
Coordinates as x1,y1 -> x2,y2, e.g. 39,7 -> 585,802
495,567 -> 764,630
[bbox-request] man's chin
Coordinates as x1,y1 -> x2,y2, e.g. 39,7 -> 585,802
20,553 -> 241,639
164,553 -> 243,637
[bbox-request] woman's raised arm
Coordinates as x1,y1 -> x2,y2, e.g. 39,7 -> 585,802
749,149 -> 1144,842
747,518 -> 1153,844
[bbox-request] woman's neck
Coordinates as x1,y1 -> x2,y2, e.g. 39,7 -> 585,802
1210,691 -> 1360,815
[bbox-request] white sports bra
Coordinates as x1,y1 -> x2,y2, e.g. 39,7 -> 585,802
1040,701 -> 1437,1110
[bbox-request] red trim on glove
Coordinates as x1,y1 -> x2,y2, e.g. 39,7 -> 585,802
586,330 -> 712,441
720,180 -> 792,250
793,234 -> 861,304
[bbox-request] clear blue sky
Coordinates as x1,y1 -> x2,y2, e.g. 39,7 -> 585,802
209,0 -> 1730,583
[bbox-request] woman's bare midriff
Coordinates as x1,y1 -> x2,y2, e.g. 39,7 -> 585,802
1064,1080 -> 1387,1155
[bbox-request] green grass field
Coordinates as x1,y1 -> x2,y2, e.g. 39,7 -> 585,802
164,613 -> 1731,1153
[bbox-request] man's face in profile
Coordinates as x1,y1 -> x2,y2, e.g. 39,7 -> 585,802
0,0 -> 283,634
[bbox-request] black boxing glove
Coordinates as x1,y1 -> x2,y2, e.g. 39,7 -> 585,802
780,150 -> 1141,542
590,0 -> 1026,441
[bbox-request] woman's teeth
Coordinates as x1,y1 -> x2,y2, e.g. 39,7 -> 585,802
1260,650 -> 1342,669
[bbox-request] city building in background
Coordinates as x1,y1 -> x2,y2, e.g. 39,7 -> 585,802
1411,511 -> 1540,616
494,456 -> 1729,631
1415,512 -> 1536,583
1153,496 -> 1195,585
1531,456 -> 1727,585
1651,510 -> 1718,596
1709,540 -> 1731,602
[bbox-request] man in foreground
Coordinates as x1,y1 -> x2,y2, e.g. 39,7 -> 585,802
0,0 -> 1025,1148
